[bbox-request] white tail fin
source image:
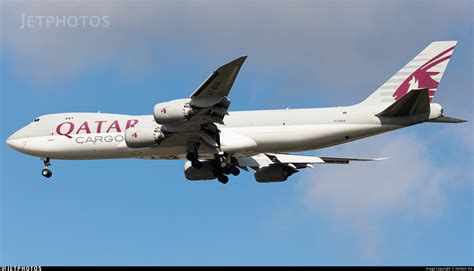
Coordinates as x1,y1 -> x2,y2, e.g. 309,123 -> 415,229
360,41 -> 457,106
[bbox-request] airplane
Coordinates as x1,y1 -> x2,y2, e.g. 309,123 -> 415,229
5,41 -> 466,184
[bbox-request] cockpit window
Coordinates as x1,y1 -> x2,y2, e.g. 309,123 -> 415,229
34,118 -> 40,122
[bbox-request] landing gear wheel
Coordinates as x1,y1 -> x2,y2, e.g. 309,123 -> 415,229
187,150 -> 203,170
41,158 -> 52,178
221,166 -> 230,175
42,168 -> 52,178
230,166 -> 240,176
186,152 -> 198,161
214,154 -> 228,169
217,174 -> 229,184
191,160 -> 203,169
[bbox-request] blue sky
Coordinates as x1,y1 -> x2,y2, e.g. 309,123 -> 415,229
1,0 -> 473,266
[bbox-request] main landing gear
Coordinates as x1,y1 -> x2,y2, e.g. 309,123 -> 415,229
186,142 -> 203,169
212,154 -> 240,184
186,152 -> 203,169
186,142 -> 240,184
41,158 -> 52,178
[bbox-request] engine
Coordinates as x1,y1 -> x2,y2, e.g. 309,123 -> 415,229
124,125 -> 166,148
154,98 -> 194,124
254,165 -> 298,183
184,161 -> 216,181
429,103 -> 443,120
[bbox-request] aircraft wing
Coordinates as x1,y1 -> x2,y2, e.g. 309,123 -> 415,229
236,153 -> 387,169
159,56 -> 247,151
234,153 -> 387,182
189,56 -> 247,107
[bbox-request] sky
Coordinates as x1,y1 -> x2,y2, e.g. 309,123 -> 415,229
1,0 -> 473,266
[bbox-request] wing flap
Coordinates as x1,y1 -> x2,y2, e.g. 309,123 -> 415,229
266,153 -> 325,164
320,157 -> 389,164
235,154 -> 272,167
236,153 -> 388,167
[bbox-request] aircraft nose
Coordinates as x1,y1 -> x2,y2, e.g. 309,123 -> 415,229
6,131 -> 27,150
6,137 -> 16,149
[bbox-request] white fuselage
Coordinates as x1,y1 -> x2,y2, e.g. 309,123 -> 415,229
7,103 -> 439,161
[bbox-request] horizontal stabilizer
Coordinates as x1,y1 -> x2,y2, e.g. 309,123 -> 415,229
428,116 -> 467,123
377,88 -> 430,117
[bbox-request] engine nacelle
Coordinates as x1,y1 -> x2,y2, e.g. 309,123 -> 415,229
429,103 -> 443,120
254,165 -> 297,183
154,98 -> 194,124
124,125 -> 166,148
184,161 -> 216,181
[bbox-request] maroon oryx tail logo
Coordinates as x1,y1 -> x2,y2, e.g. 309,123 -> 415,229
392,46 -> 455,102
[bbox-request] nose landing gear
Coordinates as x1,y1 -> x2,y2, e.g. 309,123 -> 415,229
41,158 -> 52,178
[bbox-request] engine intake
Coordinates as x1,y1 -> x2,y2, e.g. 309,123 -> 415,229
124,125 -> 166,148
429,103 -> 443,120
154,98 -> 194,124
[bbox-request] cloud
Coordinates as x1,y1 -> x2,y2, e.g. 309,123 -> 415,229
2,0 -> 472,104
2,1 -> 161,84
296,126 -> 472,261
301,133 -> 447,219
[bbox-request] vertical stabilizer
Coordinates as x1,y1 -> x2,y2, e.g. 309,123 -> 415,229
360,41 -> 457,106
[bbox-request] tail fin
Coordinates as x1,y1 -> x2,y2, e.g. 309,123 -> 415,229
377,88 -> 430,117
360,41 -> 457,106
